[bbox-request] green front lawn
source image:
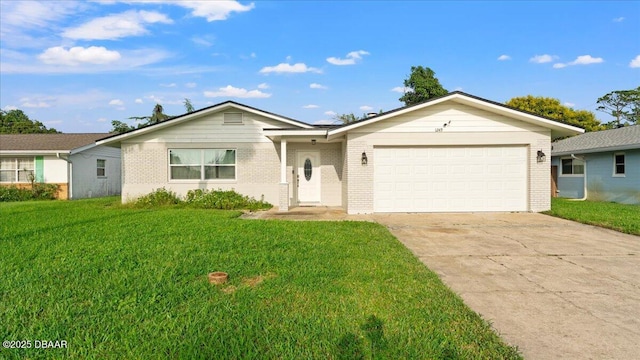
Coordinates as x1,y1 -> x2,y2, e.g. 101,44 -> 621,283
1,198 -> 520,359
545,198 -> 640,235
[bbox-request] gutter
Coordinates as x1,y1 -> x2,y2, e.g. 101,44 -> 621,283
56,152 -> 73,200
569,154 -> 587,201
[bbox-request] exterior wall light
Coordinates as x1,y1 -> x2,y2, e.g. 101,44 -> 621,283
311,139 -> 316,145
537,150 -> 546,163
361,152 -> 368,165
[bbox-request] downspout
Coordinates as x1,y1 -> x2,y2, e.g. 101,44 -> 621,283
57,153 -> 72,199
569,154 -> 587,201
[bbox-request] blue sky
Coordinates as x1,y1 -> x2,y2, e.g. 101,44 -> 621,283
1,1 -> 639,133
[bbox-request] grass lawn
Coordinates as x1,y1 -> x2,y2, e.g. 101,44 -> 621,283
545,198 -> 640,235
1,198 -> 520,359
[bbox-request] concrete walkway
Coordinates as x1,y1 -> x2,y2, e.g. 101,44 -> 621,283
245,208 -> 640,359
373,213 -> 640,360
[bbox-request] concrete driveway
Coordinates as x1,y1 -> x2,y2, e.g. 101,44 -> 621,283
372,212 -> 640,360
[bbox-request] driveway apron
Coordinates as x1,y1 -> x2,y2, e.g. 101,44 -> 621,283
373,212 -> 640,360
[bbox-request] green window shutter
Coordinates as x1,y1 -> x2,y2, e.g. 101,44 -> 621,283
35,156 -> 44,182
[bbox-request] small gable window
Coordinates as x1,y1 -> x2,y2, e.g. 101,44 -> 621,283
223,112 -> 243,125
561,158 -> 584,176
97,159 -> 106,177
614,153 -> 625,176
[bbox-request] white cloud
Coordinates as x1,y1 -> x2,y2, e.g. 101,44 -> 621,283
204,85 -> 271,98
135,98 -> 143,104
324,110 -> 336,116
109,99 -> 124,106
191,36 -> 214,47
303,104 -> 319,109
21,101 -> 51,108
391,86 -> 411,93
630,55 -> 640,68
259,63 -> 322,74
359,105 -> 373,111
185,82 -> 197,88
529,54 -> 557,63
313,119 -> 335,125
161,83 -> 177,87
2,105 -> 19,111
563,102 -> 575,107
327,50 -> 370,65
569,55 -> 604,65
554,55 -> 604,69
38,46 -> 121,65
97,118 -> 108,123
169,1 -> 255,22
250,52 -> 256,58
497,54 -> 511,61
613,17 -> 624,22
257,83 -> 269,89
310,83 -> 328,89
62,10 -> 173,40
0,1 -> 79,29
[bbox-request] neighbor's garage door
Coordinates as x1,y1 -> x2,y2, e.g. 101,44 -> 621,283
374,146 -> 527,212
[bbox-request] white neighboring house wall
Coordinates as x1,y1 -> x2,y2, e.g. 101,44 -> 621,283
42,156 -> 68,183
69,145 -> 121,198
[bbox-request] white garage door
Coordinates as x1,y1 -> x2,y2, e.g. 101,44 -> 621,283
374,146 -> 527,212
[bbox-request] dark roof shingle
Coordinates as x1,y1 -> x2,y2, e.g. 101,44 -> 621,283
0,133 -> 112,151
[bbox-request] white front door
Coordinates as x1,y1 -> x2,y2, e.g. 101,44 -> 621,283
297,151 -> 321,204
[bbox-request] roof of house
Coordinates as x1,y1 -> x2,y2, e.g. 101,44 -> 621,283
551,125 -> 640,156
327,91 -> 585,139
0,133 -> 112,152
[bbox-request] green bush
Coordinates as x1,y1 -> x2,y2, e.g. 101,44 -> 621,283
134,187 -> 181,207
0,183 -> 60,202
185,188 -> 272,211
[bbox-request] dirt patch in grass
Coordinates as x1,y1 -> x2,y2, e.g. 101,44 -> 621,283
242,272 -> 277,287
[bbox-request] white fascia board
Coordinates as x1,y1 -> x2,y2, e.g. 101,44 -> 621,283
327,92 -> 585,138
452,95 -> 585,135
327,95 -> 455,137
97,102 -> 312,147
231,103 -> 314,129
263,129 -> 328,137
0,150 -> 71,156
70,143 -> 98,155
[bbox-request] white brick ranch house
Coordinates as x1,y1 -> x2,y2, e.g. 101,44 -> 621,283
96,92 -> 583,213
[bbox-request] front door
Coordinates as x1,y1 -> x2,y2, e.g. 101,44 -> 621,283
296,151 -> 321,205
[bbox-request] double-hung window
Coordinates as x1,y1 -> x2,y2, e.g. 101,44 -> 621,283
169,149 -> 236,180
561,158 -> 584,176
613,153 -> 625,176
97,159 -> 106,177
0,157 -> 34,182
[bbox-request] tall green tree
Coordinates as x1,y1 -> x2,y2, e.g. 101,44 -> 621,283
506,95 -> 604,132
184,98 -> 195,113
0,109 -> 60,134
596,87 -> 640,126
399,66 -> 448,106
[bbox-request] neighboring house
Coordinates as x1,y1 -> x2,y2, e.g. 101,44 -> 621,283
550,125 -> 640,205
97,91 -> 583,213
0,133 -> 121,199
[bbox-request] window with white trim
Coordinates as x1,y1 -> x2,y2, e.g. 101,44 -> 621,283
169,149 -> 236,180
561,158 -> 584,175
0,157 -> 34,182
614,153 -> 625,176
97,159 -> 106,177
